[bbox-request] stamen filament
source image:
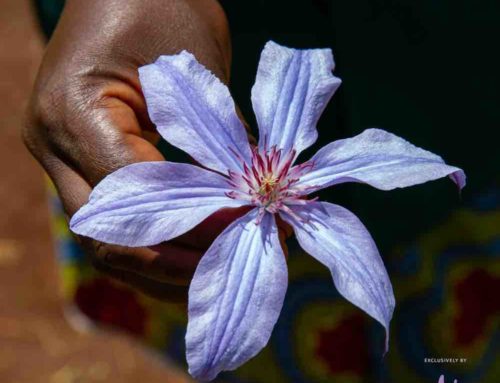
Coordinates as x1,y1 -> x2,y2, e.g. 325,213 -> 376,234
226,146 -> 316,221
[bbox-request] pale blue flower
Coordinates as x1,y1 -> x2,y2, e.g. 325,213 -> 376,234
70,41 -> 465,381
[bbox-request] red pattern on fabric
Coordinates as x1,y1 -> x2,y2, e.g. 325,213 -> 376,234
75,277 -> 148,336
315,313 -> 369,375
453,269 -> 500,346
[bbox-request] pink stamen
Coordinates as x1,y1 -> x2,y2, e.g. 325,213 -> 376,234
243,162 -> 251,177
225,146 -> 314,219
242,174 -> 253,188
251,166 -> 260,181
256,154 -> 265,173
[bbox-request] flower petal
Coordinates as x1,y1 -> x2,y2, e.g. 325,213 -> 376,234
280,201 -> 395,351
295,128 -> 466,193
186,209 -> 287,381
70,162 -> 246,247
139,52 -> 252,174
251,41 -> 341,155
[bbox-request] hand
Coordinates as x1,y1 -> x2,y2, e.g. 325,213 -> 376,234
24,0 -> 277,302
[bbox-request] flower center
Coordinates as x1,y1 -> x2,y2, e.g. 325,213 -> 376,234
258,175 -> 278,196
226,146 -> 315,216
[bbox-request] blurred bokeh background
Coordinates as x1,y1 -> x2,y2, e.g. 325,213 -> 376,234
1,0 -> 498,382
0,0 -> 191,382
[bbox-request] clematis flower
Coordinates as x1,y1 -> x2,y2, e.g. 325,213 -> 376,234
70,41 -> 465,381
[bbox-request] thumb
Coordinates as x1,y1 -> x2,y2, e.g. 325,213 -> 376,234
61,85 -> 164,187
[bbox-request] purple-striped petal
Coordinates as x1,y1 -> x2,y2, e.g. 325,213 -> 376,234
251,41 -> 341,155
70,162 -> 247,247
295,128 -> 466,193
186,209 -> 287,381
139,52 -> 252,174
280,201 -> 394,351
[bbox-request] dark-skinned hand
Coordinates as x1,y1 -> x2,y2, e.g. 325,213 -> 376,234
24,0 -> 290,303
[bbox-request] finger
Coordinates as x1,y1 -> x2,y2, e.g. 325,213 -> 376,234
46,80 -> 165,187
78,103 -> 165,185
93,261 -> 188,303
173,206 -> 253,250
42,153 -> 93,217
142,130 -> 161,146
43,156 -> 197,288
96,241 -> 203,286
174,206 -> 290,255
